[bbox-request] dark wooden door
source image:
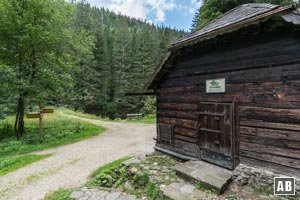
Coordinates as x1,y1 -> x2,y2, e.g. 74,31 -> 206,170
198,102 -> 235,169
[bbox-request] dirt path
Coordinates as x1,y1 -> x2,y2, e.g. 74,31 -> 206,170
0,116 -> 155,200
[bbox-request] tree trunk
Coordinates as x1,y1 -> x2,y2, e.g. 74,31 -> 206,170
14,95 -> 25,139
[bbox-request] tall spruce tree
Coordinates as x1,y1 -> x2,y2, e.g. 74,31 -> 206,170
66,2 -> 185,119
0,0 -> 85,138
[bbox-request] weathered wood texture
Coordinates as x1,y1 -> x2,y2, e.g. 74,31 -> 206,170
198,102 -> 234,169
157,123 -> 173,144
156,25 -> 300,175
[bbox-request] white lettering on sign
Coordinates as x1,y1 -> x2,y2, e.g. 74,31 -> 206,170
277,181 -> 284,191
286,181 -> 292,191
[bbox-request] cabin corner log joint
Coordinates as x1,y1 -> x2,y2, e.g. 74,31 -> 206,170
147,3 -> 300,177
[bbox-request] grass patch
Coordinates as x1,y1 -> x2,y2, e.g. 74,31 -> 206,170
88,157 -> 132,188
225,193 -> 239,200
251,184 -> 272,196
0,154 -> 51,176
44,188 -> 73,200
125,114 -> 156,124
58,107 -> 104,120
195,182 -> 218,194
88,157 -> 170,200
0,114 -> 105,157
89,157 -> 132,178
0,112 -> 105,176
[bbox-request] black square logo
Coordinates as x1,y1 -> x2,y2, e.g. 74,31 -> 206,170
274,177 -> 295,195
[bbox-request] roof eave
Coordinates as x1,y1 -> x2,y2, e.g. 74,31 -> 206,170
171,5 -> 293,50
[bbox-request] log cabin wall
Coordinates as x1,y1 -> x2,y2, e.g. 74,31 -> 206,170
156,22 -> 300,175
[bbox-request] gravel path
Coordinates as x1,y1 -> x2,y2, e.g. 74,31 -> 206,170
0,116 -> 155,200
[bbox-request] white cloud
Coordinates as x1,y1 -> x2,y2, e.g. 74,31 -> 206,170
110,0 -> 149,19
85,0 -> 176,22
146,0 -> 176,22
174,0 -> 202,17
146,19 -> 154,24
191,0 -> 202,8
189,0 -> 202,13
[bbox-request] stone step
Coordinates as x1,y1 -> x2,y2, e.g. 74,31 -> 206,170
175,160 -> 233,194
160,185 -> 194,200
160,182 -> 216,200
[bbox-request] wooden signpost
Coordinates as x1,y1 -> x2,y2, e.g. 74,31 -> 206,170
26,113 -> 41,118
26,105 -> 54,142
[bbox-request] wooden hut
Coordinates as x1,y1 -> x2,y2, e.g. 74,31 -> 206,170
146,3 -> 300,176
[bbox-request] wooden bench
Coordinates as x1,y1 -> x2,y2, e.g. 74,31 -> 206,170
126,113 -> 142,120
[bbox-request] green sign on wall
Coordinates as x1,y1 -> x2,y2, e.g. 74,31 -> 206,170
206,78 -> 226,93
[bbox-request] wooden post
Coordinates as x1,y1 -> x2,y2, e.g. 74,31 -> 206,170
39,104 -> 44,142
26,106 -> 54,142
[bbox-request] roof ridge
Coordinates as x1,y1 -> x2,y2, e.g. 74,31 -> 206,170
175,3 -> 280,44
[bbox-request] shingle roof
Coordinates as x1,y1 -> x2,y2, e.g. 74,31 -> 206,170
172,3 -> 289,48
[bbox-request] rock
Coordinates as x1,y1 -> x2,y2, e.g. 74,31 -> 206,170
152,175 -> 163,182
152,166 -> 161,170
90,191 -> 104,198
153,162 -> 158,166
162,168 -> 172,173
192,190 -> 215,200
140,164 -> 145,168
145,161 -> 151,165
105,191 -> 121,200
122,157 -> 141,166
129,167 -> 139,174
89,189 -> 99,193
180,184 -> 195,195
70,191 -> 84,199
124,181 -> 134,191
117,195 -> 137,200
170,178 -> 177,182
78,196 -> 89,200
149,170 -> 157,174
169,182 -> 181,189
88,197 -> 102,200
175,161 -> 232,194
161,185 -> 194,200
100,191 -> 109,197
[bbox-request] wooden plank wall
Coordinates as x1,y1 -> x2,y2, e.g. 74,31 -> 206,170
156,26 -> 300,175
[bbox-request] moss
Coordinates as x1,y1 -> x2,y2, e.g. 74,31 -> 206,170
251,184 -> 272,196
44,188 -> 73,200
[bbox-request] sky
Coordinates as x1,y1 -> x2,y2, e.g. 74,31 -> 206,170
85,0 -> 203,31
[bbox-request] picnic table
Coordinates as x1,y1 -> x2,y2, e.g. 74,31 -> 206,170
126,113 -> 142,120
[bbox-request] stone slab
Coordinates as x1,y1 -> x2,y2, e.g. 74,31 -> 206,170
161,185 -> 194,200
117,195 -> 137,200
180,184 -> 195,194
105,191 -> 121,200
70,191 -> 84,199
122,157 -> 140,166
175,160 -> 233,194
